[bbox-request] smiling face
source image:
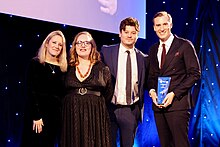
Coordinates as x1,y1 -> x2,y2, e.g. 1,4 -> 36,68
119,25 -> 138,49
153,15 -> 172,42
46,35 -> 63,57
75,34 -> 92,59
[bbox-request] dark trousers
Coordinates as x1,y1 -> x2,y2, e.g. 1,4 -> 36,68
108,103 -> 140,147
154,110 -> 190,147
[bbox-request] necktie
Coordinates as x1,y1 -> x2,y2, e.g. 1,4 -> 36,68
161,44 -> 166,69
126,50 -> 132,105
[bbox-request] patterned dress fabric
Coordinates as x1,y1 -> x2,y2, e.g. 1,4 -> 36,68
61,61 -> 113,147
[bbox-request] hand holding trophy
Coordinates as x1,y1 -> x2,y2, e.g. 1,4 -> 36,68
157,77 -> 171,107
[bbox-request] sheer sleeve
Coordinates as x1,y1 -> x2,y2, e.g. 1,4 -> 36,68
102,66 -> 114,103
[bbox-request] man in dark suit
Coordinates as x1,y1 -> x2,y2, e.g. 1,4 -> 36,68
100,17 -> 148,147
148,11 -> 201,147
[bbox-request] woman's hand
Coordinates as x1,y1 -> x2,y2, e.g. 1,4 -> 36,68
33,118 -> 44,133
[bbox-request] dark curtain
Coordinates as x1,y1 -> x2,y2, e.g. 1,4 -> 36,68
141,0 -> 220,146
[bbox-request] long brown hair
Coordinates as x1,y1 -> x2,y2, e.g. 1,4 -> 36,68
69,31 -> 100,66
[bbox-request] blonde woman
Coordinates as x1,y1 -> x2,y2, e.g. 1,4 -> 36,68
21,30 -> 67,147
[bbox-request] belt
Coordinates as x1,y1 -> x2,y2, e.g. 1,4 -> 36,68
115,101 -> 139,110
72,88 -> 101,96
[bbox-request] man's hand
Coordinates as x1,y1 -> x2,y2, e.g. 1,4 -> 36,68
149,90 -> 160,107
160,91 -> 175,108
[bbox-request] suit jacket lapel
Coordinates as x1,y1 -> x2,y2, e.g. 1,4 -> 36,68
160,37 -> 179,74
152,44 -> 160,72
136,49 -> 142,82
111,45 -> 119,77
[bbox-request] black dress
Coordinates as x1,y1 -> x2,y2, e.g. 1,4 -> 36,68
20,58 -> 64,147
61,61 -> 113,147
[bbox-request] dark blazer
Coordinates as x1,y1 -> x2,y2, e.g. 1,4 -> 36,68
148,35 -> 201,111
100,44 -> 148,109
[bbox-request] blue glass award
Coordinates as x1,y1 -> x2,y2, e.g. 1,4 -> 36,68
157,77 -> 171,104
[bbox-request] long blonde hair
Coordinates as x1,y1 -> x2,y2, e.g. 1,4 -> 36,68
69,31 -> 100,66
37,30 -> 67,72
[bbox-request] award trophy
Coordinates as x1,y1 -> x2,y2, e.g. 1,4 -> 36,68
157,77 -> 171,105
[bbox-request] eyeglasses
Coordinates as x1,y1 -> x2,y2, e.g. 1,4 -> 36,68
76,41 -> 91,47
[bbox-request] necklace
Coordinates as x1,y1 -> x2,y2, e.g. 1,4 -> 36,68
49,64 -> 56,74
76,63 -> 91,78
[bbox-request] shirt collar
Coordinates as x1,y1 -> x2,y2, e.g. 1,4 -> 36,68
159,33 -> 174,48
119,43 -> 135,54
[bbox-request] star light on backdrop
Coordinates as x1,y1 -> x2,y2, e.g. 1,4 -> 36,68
0,0 -> 220,146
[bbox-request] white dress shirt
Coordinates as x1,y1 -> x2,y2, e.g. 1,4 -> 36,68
112,43 -> 139,105
157,33 -> 174,68
149,34 -> 175,95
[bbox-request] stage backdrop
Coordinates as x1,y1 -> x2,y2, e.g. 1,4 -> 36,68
0,0 -> 146,38
144,0 -> 220,146
0,0 -> 220,147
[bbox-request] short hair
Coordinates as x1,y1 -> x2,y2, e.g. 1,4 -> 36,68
37,30 -> 67,72
119,17 -> 140,32
153,11 -> 173,24
69,31 -> 100,66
